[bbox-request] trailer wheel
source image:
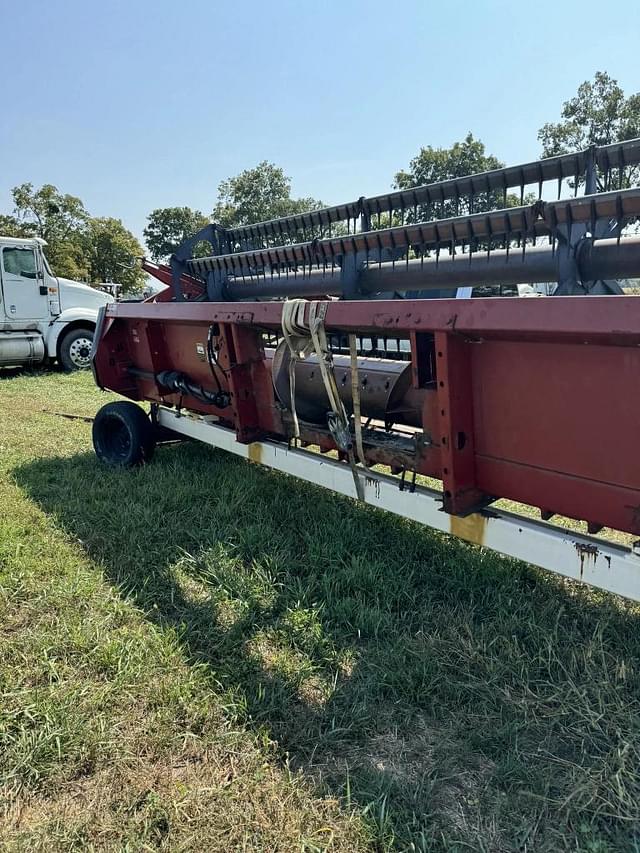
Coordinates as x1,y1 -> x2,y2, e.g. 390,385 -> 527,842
92,402 -> 155,467
59,326 -> 94,371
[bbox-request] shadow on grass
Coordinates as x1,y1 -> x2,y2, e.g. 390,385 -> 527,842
0,364 -> 58,381
14,441 -> 640,851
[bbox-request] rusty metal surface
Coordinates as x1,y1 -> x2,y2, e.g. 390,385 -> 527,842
93,294 -> 640,536
105,294 -> 640,342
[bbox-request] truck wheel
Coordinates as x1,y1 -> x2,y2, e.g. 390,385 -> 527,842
59,327 -> 94,371
92,402 -> 155,467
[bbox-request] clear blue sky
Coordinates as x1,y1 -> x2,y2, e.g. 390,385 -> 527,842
1,0 -> 639,247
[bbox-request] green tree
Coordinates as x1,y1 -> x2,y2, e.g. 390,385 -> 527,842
0,213 -> 33,238
12,183 -> 89,278
144,206 -> 209,262
396,132 -> 502,189
212,161 -> 323,228
539,71 -> 640,157
394,133 -> 505,220
85,217 -> 146,295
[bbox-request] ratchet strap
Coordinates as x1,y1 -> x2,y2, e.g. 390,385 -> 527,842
281,299 -> 365,499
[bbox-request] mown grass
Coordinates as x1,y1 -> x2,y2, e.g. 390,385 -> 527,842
1,368 -> 640,851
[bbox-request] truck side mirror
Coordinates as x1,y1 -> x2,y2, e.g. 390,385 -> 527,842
20,270 -> 37,279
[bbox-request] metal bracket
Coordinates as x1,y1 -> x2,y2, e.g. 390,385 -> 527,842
170,224 -> 230,302
543,207 -> 624,296
339,250 -> 368,299
542,150 -> 624,295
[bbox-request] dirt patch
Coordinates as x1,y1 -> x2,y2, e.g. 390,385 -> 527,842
305,713 -> 502,849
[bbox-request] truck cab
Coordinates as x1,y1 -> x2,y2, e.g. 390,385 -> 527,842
0,236 -> 112,369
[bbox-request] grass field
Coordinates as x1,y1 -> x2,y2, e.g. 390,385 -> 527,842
1,368 -> 640,852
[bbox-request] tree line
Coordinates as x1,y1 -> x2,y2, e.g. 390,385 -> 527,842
2,72 -> 638,294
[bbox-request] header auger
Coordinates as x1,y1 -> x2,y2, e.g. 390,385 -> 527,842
93,139 -> 640,602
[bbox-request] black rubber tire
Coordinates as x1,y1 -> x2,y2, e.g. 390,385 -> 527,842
92,402 -> 155,467
59,326 -> 95,371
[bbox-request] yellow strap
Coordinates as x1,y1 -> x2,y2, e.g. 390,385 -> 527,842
349,333 -> 368,470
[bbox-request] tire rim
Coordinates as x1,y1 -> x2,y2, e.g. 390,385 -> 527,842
68,336 -> 93,368
100,415 -> 132,462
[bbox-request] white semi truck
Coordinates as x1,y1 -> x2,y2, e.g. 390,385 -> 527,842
0,235 -> 112,370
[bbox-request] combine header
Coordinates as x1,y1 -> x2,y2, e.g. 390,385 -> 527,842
92,139 -> 640,601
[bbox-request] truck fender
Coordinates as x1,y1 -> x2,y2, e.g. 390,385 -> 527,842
45,308 -> 100,359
